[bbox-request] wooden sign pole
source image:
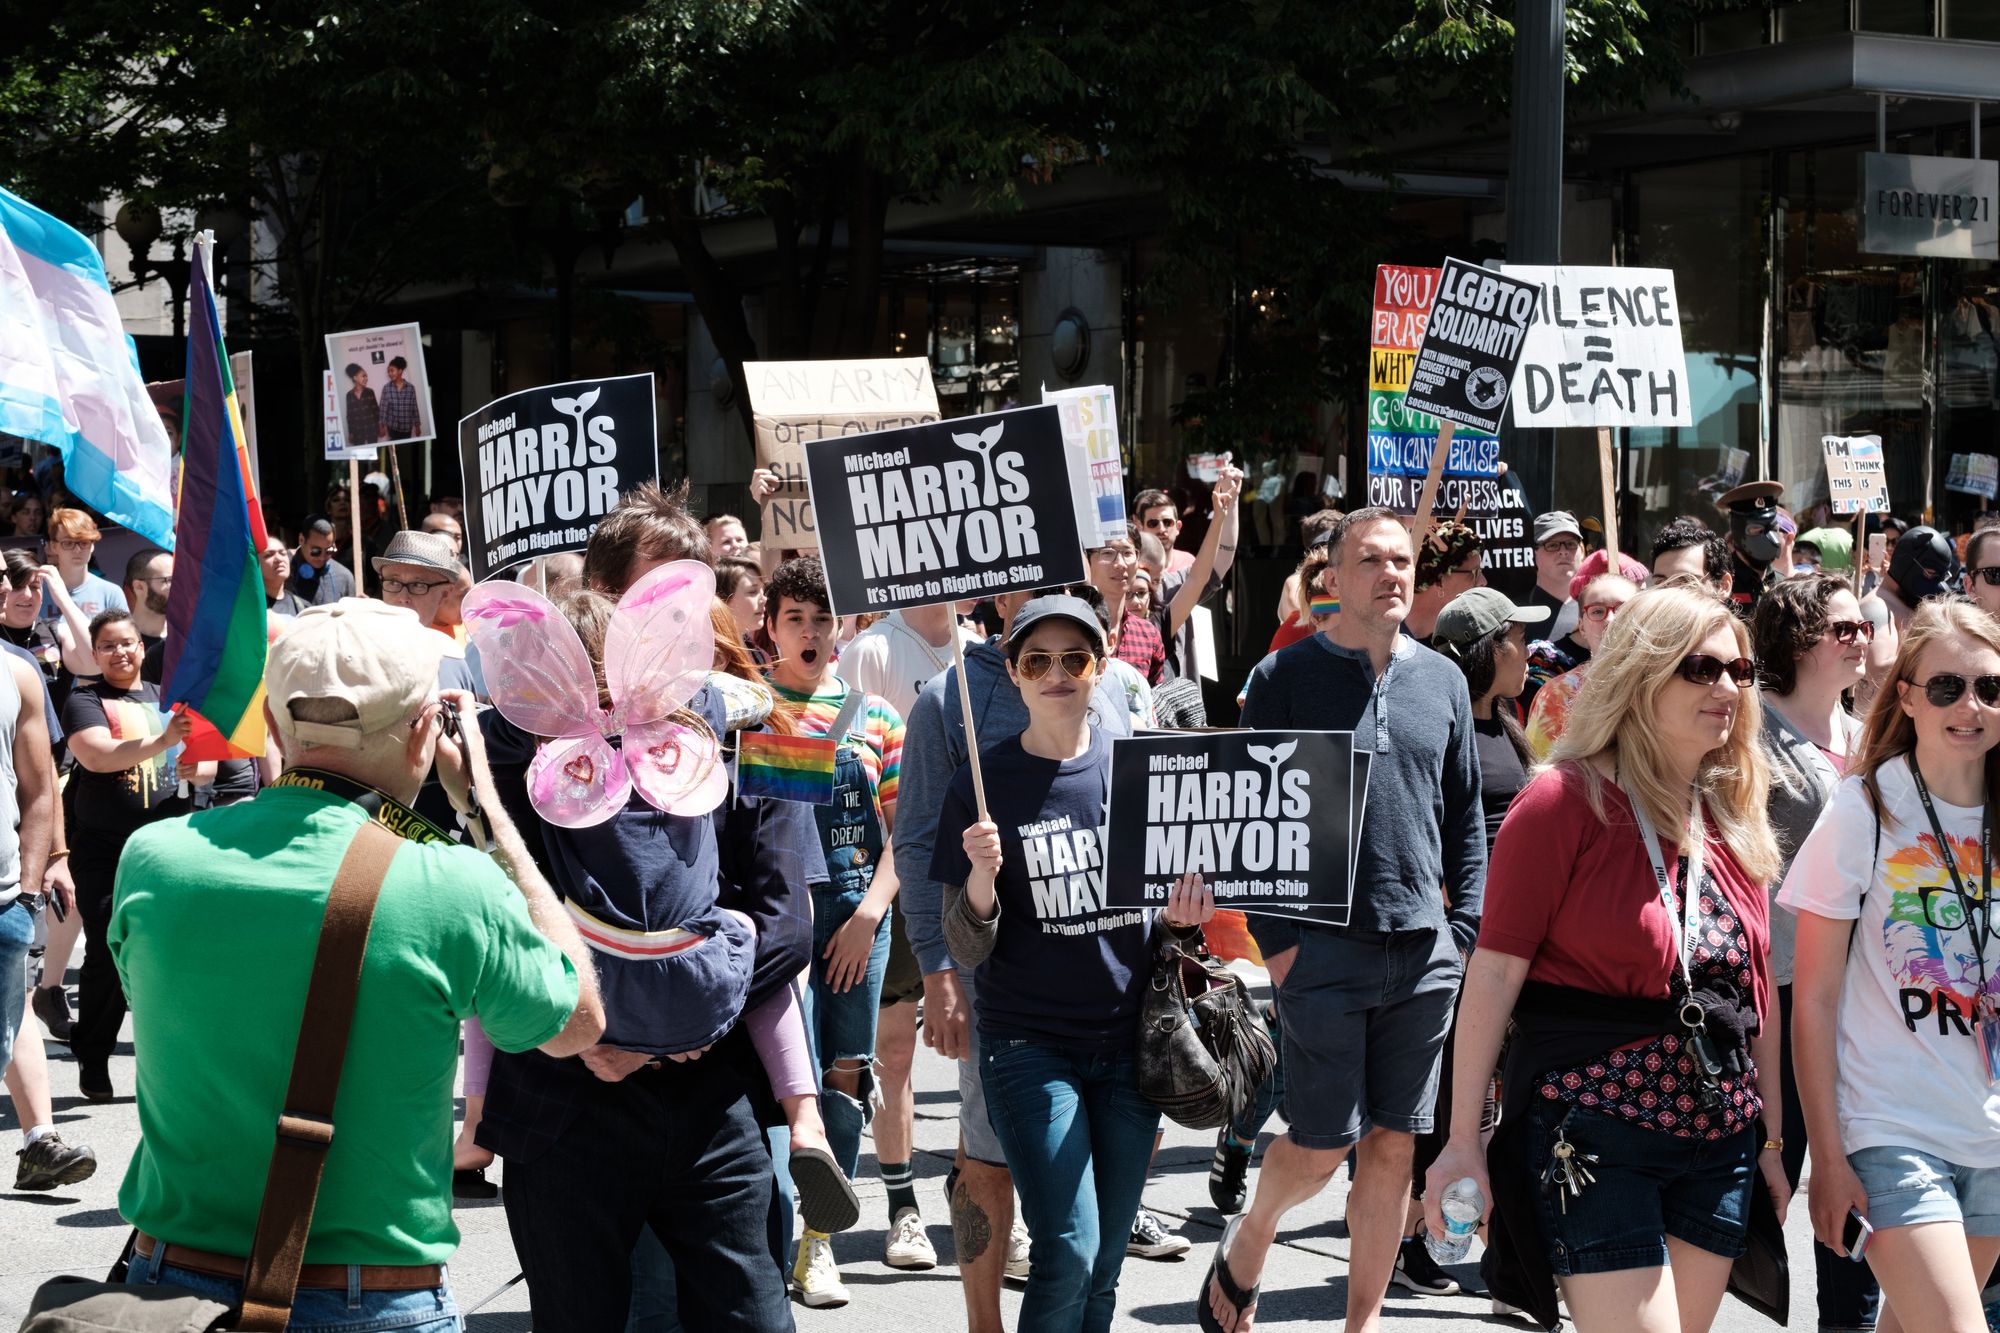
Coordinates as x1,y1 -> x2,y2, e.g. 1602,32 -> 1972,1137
386,443 -> 410,529
1597,425 -> 1619,560
347,457 -> 366,593
949,629 -> 989,821
1411,421 -> 1455,538
1854,505 -> 1867,579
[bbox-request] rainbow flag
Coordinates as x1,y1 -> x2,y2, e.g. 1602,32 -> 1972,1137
160,239 -> 268,762
735,731 -> 836,804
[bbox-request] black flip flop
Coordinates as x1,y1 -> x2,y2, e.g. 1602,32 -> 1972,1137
790,1146 -> 860,1235
1197,1215 -> 1261,1333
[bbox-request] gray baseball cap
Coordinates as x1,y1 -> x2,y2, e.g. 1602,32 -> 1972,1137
1532,511 -> 1584,545
1433,586 -> 1551,647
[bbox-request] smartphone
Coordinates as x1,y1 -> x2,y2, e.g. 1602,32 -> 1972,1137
1842,1207 -> 1873,1261
1867,532 -> 1887,573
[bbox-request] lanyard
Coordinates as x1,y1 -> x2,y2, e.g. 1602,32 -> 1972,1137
1906,756 -> 1994,998
273,767 -> 455,845
1626,781 -> 1707,996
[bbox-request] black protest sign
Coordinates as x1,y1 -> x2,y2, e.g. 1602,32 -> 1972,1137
1401,257 -> 1539,435
1103,730 -> 1362,924
457,372 -> 658,580
803,404 -> 1086,618
745,358 -> 941,550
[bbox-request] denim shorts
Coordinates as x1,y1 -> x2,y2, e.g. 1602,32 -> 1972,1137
126,1244 -> 460,1332
1850,1145 -> 2000,1237
0,897 -> 32,1073
1275,927 -> 1460,1149
1522,1099 -> 1757,1276
957,969 -> 1005,1167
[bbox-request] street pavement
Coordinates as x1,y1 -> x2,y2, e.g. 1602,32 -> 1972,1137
4,971 -> 1829,1331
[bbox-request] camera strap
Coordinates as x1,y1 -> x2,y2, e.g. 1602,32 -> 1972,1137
273,767 -> 454,846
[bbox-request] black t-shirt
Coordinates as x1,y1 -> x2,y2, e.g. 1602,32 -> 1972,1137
930,729 -> 1151,1051
1471,712 -> 1530,853
1,618 -> 75,718
60,679 -> 190,840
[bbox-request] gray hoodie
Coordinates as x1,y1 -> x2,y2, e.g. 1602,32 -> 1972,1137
893,637 -> 1133,976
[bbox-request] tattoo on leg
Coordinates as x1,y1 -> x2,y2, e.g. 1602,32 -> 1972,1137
952,1180 -> 992,1262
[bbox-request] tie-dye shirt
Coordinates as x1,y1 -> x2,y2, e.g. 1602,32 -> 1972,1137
61,680 -> 189,840
769,678 -> 904,824
1779,756 -> 2000,1165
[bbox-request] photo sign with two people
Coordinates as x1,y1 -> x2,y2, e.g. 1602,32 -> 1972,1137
456,372 -> 662,581
1103,730 -> 1371,925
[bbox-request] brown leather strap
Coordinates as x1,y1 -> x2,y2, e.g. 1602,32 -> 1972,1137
236,821 -> 401,1331
135,1232 -> 442,1291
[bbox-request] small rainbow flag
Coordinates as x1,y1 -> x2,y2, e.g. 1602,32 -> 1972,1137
736,731 -> 836,804
1309,595 -> 1340,618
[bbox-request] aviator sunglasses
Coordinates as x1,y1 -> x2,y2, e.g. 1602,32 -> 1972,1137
1677,654 -> 1757,687
1913,673 -> 2000,708
1016,650 -> 1098,682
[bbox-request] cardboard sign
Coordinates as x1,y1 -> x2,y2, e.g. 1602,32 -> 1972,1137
1103,730 -> 1369,924
745,358 -> 940,550
1823,434 -> 1890,514
1401,257 -> 1537,434
1047,384 -> 1126,543
803,404 -> 1084,618
1502,266 -> 1692,428
457,372 -> 659,580
1947,452 -> 2000,500
322,370 -> 377,462
1366,264 -> 1533,585
325,321 -> 434,448
1186,452 -> 1233,483
149,350 -> 260,487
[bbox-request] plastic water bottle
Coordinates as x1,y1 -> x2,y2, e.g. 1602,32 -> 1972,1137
1424,1177 -> 1484,1265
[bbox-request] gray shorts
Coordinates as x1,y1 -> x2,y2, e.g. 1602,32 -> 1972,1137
956,969 -> 1006,1167
1277,927 -> 1461,1151
1850,1145 -> 2000,1237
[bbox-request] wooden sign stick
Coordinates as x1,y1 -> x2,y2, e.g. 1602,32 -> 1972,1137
386,442 -> 410,529
1854,504 -> 1866,577
949,628 -> 989,821
1597,425 -> 1619,560
1411,421 -> 1454,538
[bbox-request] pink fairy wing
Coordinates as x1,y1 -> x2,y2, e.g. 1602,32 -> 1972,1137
461,582 -> 600,739
527,733 -> 632,828
625,716 -> 728,816
605,560 -> 716,729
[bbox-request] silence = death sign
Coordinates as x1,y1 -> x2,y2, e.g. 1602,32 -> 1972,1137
745,358 -> 941,550
1401,257 -> 1539,435
1502,265 -> 1692,428
457,372 -> 659,581
804,403 -> 1086,620
1102,730 -> 1365,925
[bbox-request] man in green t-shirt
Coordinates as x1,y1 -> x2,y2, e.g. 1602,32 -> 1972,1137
110,598 -> 604,1328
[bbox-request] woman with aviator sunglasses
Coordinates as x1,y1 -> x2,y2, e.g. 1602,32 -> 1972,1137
1783,599 -> 2000,1333
1426,585 -> 1790,1333
1752,573 -> 1881,1331
932,594 -> 1216,1333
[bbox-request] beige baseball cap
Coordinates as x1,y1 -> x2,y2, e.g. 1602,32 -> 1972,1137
267,598 -> 447,748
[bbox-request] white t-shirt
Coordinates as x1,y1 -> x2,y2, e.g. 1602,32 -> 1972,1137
835,611 -> 980,720
1778,756 -> 2000,1165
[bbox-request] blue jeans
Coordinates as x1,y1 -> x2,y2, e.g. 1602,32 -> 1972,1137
982,1040 -> 1160,1333
0,897 -> 31,1073
124,1243 -> 459,1331
807,880 -> 890,1180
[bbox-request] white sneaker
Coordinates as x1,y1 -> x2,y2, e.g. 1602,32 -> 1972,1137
1004,1218 -> 1031,1281
792,1231 -> 849,1308
884,1207 -> 937,1270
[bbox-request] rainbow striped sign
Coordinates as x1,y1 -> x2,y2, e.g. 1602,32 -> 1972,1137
736,731 -> 837,805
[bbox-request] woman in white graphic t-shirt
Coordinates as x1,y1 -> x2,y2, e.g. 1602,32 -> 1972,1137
1782,598 -> 2000,1333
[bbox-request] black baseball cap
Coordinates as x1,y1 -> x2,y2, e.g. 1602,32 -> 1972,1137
1005,594 -> 1108,654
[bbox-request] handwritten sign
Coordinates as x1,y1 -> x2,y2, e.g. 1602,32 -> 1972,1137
1947,451 -> 1999,501
1503,266 -> 1692,428
1823,434 -> 1890,514
1046,384 -> 1126,544
745,358 -> 940,550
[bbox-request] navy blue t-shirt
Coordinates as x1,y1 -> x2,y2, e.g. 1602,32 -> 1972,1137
930,728 -> 1150,1052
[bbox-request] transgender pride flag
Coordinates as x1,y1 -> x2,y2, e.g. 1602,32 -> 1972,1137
0,186 -> 176,550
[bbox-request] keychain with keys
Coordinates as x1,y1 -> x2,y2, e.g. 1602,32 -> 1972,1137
1542,1114 -> 1600,1213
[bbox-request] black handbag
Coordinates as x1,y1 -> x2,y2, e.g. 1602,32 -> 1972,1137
1135,930 -> 1277,1129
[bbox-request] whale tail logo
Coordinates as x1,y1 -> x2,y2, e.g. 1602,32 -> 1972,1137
1246,739 -> 1299,818
551,385 -> 605,454
951,422 -> 1006,506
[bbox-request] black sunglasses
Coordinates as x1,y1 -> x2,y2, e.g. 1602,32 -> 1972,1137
1915,673 -> 2000,708
1678,654 -> 1757,687
1971,566 -> 2000,588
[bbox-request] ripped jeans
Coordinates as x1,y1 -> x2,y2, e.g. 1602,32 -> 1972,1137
804,879 -> 890,1181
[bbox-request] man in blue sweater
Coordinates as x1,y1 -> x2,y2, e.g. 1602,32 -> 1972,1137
1201,507 -> 1485,1333
894,588 -> 1133,1333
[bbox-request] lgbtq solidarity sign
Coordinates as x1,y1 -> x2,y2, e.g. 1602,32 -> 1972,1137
804,403 -> 1085,618
1102,730 -> 1371,925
